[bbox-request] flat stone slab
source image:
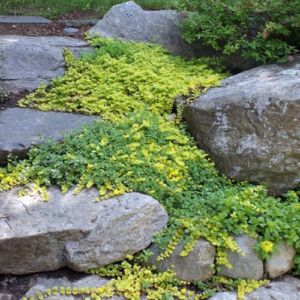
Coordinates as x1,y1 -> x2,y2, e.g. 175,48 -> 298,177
0,108 -> 98,164
0,15 -> 50,24
0,188 -> 168,274
0,35 -> 89,94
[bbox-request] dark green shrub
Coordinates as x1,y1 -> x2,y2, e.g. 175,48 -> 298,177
178,0 -> 300,63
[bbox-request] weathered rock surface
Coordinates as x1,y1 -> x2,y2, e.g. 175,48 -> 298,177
0,108 -> 98,165
0,293 -> 15,300
0,16 -> 50,24
218,235 -> 263,280
0,188 -> 168,274
184,60 -> 300,195
147,240 -> 215,281
63,27 -> 80,36
210,276 -> 300,300
0,36 -> 89,94
265,242 -> 295,278
89,1 -> 197,57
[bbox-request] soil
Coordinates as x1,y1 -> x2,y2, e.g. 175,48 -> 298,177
0,92 -> 29,111
0,22 -> 92,39
0,12 -> 96,39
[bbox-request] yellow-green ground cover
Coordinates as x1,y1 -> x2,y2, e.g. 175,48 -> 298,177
1,38 -> 299,299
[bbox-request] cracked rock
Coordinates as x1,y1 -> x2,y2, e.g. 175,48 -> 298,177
0,188 -> 168,274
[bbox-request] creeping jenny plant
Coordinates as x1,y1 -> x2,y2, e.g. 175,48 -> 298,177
19,37 -> 223,121
2,37 -> 299,299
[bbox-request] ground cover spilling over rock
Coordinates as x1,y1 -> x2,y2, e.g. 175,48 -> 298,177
18,36 -> 223,119
0,110 -> 299,297
184,59 -> 300,195
210,276 -> 300,300
0,108 -> 98,165
0,34 -> 299,298
0,35 -> 89,94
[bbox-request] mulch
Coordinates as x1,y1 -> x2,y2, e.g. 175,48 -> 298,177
0,22 -> 92,39
0,12 -> 96,39
0,92 -> 28,111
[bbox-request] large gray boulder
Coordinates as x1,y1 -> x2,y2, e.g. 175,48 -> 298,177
0,36 -> 89,94
0,108 -> 98,165
184,60 -> 300,195
218,235 -> 263,280
88,1 -> 197,57
0,188 -> 168,274
147,240 -> 215,281
210,276 -> 300,300
88,1 -> 257,71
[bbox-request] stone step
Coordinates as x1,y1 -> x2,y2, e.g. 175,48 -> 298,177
0,15 -> 50,24
0,35 -> 90,94
0,108 -> 99,165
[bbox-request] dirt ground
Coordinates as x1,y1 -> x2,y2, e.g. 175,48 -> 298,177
0,12 -> 95,38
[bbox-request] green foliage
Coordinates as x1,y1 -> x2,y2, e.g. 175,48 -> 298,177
1,111 -> 300,266
22,256 -> 269,300
178,0 -> 300,63
19,37 -> 223,120
2,37 -> 299,298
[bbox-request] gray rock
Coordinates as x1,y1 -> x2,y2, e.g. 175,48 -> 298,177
210,276 -> 300,300
0,36 -> 89,94
209,292 -> 236,300
0,108 -> 98,165
25,276 -> 109,299
63,27 -> 80,35
219,235 -> 263,280
147,240 -> 215,281
0,293 -> 15,300
88,1 -> 197,57
0,16 -> 50,24
0,188 -> 168,274
88,1 -> 257,71
265,242 -> 295,278
184,59 -> 300,195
